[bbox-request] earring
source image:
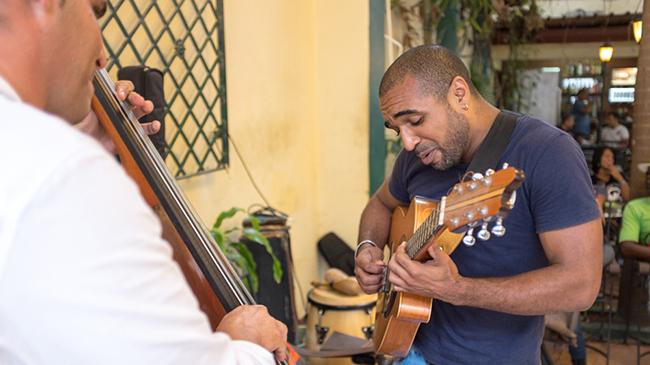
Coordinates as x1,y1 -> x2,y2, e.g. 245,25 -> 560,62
462,104 -> 469,111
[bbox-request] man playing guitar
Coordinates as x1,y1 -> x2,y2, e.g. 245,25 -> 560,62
355,45 -> 602,365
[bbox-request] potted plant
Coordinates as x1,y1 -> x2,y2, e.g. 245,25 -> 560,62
210,207 -> 282,294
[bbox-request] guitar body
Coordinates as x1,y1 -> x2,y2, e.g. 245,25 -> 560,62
371,167 -> 524,358
373,196 -> 464,357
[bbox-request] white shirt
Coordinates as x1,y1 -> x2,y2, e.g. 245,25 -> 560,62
600,124 -> 629,148
0,78 -> 273,364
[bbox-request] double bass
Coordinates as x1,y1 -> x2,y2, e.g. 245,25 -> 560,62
91,69 -> 298,365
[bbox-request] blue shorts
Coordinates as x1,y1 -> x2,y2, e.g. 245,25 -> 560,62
396,346 -> 435,365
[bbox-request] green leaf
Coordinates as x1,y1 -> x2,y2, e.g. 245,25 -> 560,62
248,271 -> 259,293
224,227 -> 239,235
231,242 -> 257,272
272,256 -> 282,284
241,275 -> 255,294
210,208 -> 283,294
211,230 -> 225,250
225,247 -> 242,264
213,207 -> 243,229
231,253 -> 249,276
469,18 -> 481,33
242,232 -> 265,246
248,215 -> 261,231
242,229 -> 283,284
231,242 -> 260,293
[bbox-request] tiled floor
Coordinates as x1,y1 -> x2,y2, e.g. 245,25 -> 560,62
545,340 -> 650,365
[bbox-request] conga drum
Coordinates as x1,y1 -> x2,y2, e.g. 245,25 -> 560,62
305,286 -> 377,365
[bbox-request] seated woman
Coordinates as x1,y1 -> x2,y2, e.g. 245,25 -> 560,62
592,146 -> 630,208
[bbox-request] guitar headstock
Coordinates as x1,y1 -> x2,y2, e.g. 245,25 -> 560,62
442,165 -> 525,246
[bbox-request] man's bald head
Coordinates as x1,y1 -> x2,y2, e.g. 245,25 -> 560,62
379,45 -> 477,102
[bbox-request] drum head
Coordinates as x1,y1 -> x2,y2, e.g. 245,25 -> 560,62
308,286 -> 377,309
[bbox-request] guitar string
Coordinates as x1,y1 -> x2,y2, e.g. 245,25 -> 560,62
406,208 -> 440,258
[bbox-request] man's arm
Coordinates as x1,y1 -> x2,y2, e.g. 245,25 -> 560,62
620,241 -> 650,261
619,202 -> 647,261
355,180 -> 405,293
357,180 -> 404,249
388,218 -> 603,314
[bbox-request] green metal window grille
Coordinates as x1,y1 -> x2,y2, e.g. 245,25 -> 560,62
100,0 -> 228,178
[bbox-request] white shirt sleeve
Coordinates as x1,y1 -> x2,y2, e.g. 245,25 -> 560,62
0,145 -> 274,365
618,125 -> 630,140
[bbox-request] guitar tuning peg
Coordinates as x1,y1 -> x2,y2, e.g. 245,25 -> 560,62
485,169 -> 495,176
482,176 -> 493,187
477,222 -> 491,241
491,217 -> 506,237
501,162 -> 509,170
471,172 -> 484,181
463,228 -> 476,246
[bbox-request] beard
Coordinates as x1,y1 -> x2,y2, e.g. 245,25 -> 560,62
416,107 -> 470,170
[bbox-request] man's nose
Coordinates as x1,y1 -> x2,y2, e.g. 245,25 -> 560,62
96,45 -> 108,69
400,129 -> 419,151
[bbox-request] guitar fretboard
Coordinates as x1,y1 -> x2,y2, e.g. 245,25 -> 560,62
405,206 -> 441,258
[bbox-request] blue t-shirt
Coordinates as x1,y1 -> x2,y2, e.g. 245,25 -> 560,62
572,99 -> 591,138
389,114 -> 600,365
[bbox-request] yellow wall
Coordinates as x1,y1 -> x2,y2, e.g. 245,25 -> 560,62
177,0 -> 370,315
313,2 -> 370,246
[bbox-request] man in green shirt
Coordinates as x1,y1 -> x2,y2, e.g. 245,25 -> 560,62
619,165 -> 650,260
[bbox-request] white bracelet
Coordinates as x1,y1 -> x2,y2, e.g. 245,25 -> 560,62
355,239 -> 378,257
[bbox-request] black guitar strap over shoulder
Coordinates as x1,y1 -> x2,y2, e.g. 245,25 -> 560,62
465,110 -> 521,177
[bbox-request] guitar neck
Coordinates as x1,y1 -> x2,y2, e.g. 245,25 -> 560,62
405,197 -> 445,259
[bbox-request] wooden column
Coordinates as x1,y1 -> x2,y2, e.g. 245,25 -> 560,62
631,1 -> 650,198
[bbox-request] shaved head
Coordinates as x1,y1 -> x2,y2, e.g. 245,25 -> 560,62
380,45 -> 477,102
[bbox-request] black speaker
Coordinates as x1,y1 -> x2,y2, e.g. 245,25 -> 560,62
243,210 -> 298,343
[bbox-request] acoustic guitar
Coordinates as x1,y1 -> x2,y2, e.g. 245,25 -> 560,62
373,166 -> 525,357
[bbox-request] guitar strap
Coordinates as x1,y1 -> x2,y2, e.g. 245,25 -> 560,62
465,110 -> 521,178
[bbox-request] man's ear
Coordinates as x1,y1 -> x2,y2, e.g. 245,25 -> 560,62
447,76 -> 470,113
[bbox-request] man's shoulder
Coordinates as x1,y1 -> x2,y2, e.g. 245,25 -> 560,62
511,114 -> 572,151
0,98 -> 111,206
506,114 -> 587,182
626,197 -> 650,211
616,124 -> 630,133
0,98 -> 105,166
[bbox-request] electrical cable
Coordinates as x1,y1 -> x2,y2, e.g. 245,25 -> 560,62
227,132 -> 272,207
228,132 -> 308,320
